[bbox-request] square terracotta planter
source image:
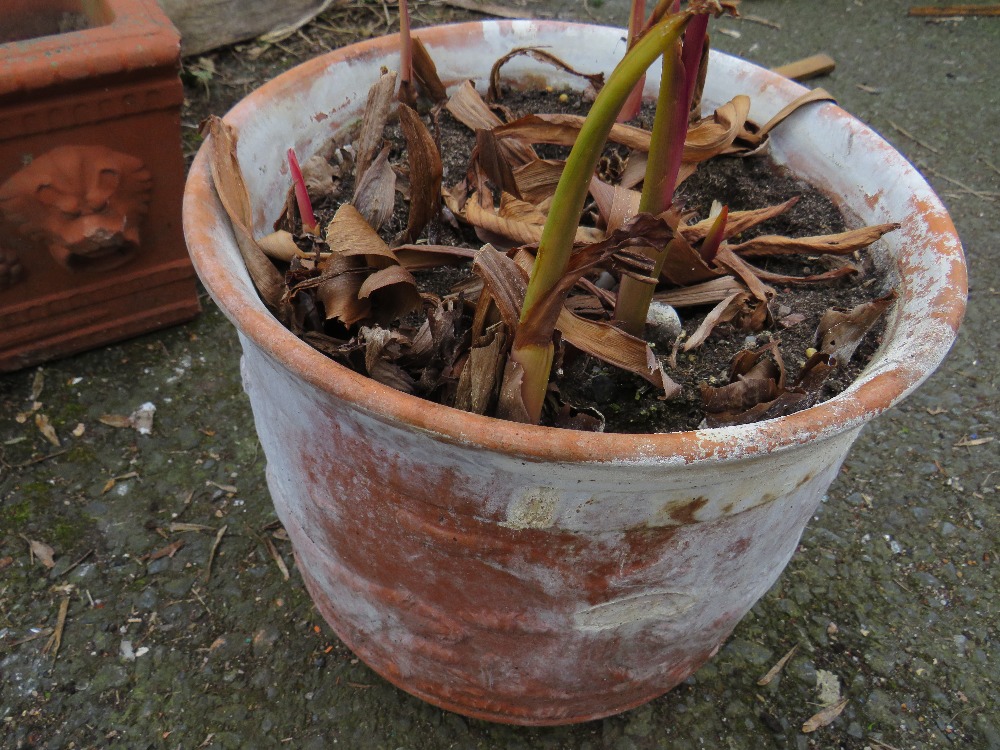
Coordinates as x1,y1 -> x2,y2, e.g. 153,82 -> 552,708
0,0 -> 200,372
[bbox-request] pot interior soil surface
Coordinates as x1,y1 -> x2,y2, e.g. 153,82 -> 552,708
265,85 -> 894,434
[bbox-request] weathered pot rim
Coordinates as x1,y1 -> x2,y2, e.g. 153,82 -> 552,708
183,20 -> 966,466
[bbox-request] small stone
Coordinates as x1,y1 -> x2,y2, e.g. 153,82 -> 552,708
645,301 -> 682,342
939,521 -> 958,536
120,640 -> 136,661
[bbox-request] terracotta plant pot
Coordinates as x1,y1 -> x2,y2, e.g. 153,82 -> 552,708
182,22 -> 966,725
0,0 -> 200,371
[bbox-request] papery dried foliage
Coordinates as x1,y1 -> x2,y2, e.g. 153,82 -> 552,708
699,336 -> 856,427
455,322 -> 507,414
412,37 -> 448,103
354,69 -> 397,179
311,204 -> 420,326
352,146 -> 396,231
728,223 -> 900,257
204,116 -> 285,308
222,31 -> 900,430
396,103 -> 443,245
360,326 -> 416,392
488,47 -> 605,100
817,290 -> 897,362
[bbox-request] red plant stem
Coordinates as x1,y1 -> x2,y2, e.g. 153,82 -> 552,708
680,11 -> 708,113
398,0 -> 413,90
617,0 -> 647,122
287,148 -> 318,235
698,205 -> 729,262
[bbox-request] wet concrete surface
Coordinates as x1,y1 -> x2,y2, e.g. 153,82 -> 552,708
1,1 -> 997,748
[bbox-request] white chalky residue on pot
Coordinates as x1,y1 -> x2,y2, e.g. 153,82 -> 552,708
500,487 -> 561,529
573,590 -> 695,632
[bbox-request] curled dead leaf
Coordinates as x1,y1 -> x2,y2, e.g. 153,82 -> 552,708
34,413 -> 60,447
21,535 -> 55,569
489,47 -> 604,101
802,697 -> 849,733
817,290 -> 898,362
396,104 -> 442,246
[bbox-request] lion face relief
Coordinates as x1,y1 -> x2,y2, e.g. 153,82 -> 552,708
0,145 -> 153,273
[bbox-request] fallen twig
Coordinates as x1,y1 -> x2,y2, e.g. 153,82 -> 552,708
14,450 -> 68,468
888,120 -> 941,154
908,5 -> 1000,17
262,536 -> 291,581
43,594 -> 70,660
203,525 -> 228,583
923,166 -> 997,201
441,0 -> 535,19
8,628 -> 54,648
60,549 -> 94,578
740,13 -> 782,29
772,54 -> 836,82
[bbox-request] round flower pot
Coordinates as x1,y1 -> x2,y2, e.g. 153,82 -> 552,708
182,21 -> 966,725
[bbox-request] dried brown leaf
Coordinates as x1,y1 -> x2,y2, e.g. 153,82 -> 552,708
393,243 -> 477,270
301,154 -> 337,201
683,96 -> 752,162
357,265 -> 421,325
589,176 -> 640,234
476,128 -> 521,198
489,47 -> 604,100
758,643 -> 800,686
683,292 -> 746,351
354,69 -> 397,179
746,261 -> 859,285
352,146 -> 397,231
258,230 -> 303,263
445,80 -> 502,129
30,369 -> 44,401
680,198 -> 799,244
203,116 -> 285,307
472,244 -> 528,333
817,290 -> 897,362
728,223 -> 900,257
754,88 -> 836,142
801,697 -> 849,733
314,267 -> 371,326
455,323 -> 507,414
513,159 -> 564,204
99,414 -> 133,428
713,246 -> 776,303
22,536 -> 55,569
557,310 -> 681,395
659,233 -> 723,286
148,539 -> 185,561
34,414 -> 60,447
325,203 -> 398,263
494,113 -> 651,152
396,104 -> 442,245
360,326 -> 415,393
464,191 -> 603,246
412,36 -> 447,103
654,276 -> 744,307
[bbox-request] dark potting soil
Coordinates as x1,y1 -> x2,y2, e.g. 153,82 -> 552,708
289,85 -> 892,434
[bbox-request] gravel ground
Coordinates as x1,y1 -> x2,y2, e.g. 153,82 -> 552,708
2,1 -> 997,748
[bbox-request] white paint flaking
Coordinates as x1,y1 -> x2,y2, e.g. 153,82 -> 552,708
574,591 -> 696,632
500,487 -> 560,529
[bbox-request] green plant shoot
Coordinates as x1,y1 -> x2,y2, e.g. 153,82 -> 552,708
504,11 -> 692,424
